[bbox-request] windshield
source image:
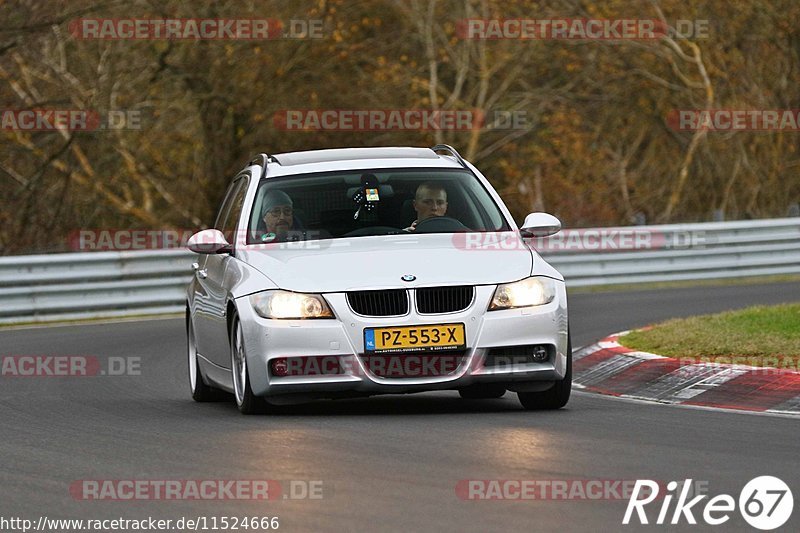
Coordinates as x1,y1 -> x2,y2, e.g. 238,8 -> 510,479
246,168 -> 510,244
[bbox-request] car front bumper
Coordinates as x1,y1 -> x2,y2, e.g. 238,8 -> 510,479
236,283 -> 569,400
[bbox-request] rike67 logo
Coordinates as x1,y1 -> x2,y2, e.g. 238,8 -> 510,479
624,476 -> 793,530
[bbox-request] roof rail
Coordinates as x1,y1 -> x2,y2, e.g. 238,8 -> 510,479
430,144 -> 468,169
248,153 -> 280,167
247,153 -> 280,180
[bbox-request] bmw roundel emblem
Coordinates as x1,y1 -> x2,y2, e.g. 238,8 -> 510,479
401,274 -> 416,282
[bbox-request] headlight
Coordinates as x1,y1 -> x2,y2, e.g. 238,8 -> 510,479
250,290 -> 334,319
489,277 -> 556,310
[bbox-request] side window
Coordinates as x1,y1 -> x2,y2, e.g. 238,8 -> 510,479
214,182 -> 238,231
215,176 -> 249,243
223,178 -> 249,242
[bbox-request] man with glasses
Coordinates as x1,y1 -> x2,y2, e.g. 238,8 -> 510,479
260,189 -> 295,242
404,182 -> 448,232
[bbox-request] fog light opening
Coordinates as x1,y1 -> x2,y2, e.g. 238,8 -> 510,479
270,355 -> 344,377
532,345 -> 549,362
271,357 -> 289,377
483,344 -> 553,367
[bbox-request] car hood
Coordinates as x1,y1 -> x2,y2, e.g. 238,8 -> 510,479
237,233 -> 534,293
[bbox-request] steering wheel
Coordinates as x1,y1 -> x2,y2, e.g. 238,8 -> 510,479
413,216 -> 470,233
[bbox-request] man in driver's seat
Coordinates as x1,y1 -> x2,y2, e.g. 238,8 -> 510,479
260,189 -> 295,242
405,182 -> 448,232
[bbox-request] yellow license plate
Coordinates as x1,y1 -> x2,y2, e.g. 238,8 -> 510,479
364,323 -> 466,353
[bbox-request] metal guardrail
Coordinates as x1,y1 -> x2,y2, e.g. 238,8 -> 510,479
539,218 -> 800,287
0,250 -> 193,325
1,218 -> 798,324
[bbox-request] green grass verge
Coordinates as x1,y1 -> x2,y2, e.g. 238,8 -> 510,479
621,303 -> 800,369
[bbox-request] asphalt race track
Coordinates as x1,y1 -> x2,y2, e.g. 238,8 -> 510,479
1,281 -> 798,532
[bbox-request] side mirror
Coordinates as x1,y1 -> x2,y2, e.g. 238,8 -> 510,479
187,229 -> 233,254
520,212 -> 561,238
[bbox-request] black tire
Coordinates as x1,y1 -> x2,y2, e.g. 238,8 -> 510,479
518,334 -> 572,410
458,384 -> 507,399
230,316 -> 272,415
187,314 -> 224,402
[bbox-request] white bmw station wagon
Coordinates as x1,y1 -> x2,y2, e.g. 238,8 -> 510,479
186,145 -> 570,414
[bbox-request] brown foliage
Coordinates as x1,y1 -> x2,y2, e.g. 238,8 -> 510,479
1,0 -> 799,253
